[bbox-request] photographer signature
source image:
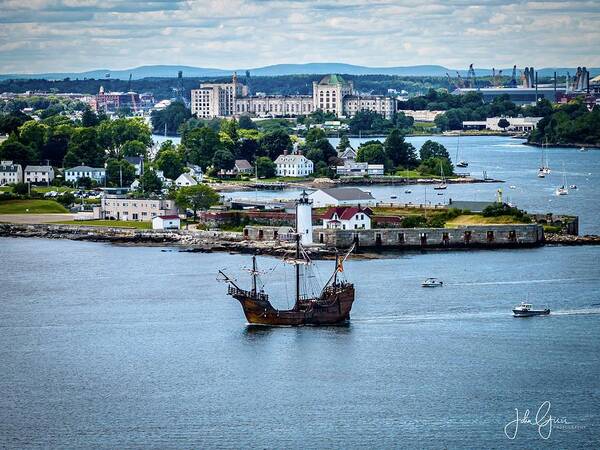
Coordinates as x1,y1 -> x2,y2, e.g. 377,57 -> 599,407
504,401 -> 571,440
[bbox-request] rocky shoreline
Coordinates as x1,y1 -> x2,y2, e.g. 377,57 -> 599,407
2,224 -> 599,259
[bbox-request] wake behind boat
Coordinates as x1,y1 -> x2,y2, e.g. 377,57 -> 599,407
512,302 -> 550,317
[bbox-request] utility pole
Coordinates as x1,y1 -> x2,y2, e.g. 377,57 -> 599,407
119,165 -> 122,188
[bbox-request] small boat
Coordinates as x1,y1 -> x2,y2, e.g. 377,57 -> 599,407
454,133 -> 469,168
537,170 -> 545,178
390,195 -> 397,199
421,278 -> 443,288
437,192 -> 444,195
434,162 -> 447,190
404,189 -> 412,194
512,302 -> 550,317
569,184 -> 577,189
509,185 -> 516,189
579,147 -> 588,152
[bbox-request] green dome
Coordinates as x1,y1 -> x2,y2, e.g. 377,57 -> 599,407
318,74 -> 345,85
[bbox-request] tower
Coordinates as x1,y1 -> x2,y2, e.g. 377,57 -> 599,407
296,190 -> 313,245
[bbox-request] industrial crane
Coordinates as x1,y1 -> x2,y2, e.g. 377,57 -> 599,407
467,64 -> 478,89
455,71 -> 465,88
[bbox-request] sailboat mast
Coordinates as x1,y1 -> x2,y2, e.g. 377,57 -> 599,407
295,234 -> 300,303
251,255 -> 257,296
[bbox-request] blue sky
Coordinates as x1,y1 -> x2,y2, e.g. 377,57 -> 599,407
0,0 -> 598,73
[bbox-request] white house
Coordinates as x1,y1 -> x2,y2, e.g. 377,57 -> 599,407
309,187 -> 376,207
321,206 -> 372,230
274,154 -> 313,177
186,164 -> 204,182
336,161 -> 384,177
175,173 -> 198,187
152,215 -> 181,230
24,165 -> 54,184
0,161 -> 22,185
234,159 -> 253,175
65,165 -> 106,184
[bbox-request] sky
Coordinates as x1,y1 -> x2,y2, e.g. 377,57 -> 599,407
0,0 -> 599,73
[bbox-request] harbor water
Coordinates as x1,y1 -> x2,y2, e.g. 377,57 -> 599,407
1,237 -> 599,448
224,136 -> 600,235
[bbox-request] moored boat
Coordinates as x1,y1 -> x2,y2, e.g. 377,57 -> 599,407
421,277 -> 443,288
512,302 -> 550,317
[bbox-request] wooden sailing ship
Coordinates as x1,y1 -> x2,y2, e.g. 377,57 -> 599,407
218,237 -> 356,326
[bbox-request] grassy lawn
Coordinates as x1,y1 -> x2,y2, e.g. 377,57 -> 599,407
53,220 -> 152,229
445,214 -> 529,227
33,186 -> 75,193
0,199 -> 68,214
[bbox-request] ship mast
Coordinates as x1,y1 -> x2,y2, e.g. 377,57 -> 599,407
251,255 -> 257,297
295,233 -> 300,304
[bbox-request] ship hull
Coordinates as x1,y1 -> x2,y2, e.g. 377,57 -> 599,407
232,287 -> 355,326
512,309 -> 550,317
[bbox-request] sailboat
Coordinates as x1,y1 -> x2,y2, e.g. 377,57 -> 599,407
433,162 -> 447,190
555,163 -> 568,196
455,133 -> 468,168
219,240 -> 356,326
541,140 -> 551,174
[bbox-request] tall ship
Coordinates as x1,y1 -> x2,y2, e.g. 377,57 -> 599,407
218,192 -> 357,326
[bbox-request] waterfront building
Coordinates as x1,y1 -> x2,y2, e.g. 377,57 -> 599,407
0,161 -> 22,185
322,206 -> 373,230
152,215 -> 181,230
191,74 -> 395,119
462,116 -> 543,132
274,154 -> 313,177
234,159 -> 253,175
100,193 -> 177,221
397,109 -> 444,122
175,173 -> 197,187
186,164 -> 204,182
64,165 -> 106,184
453,87 -> 566,105
24,165 -> 54,184
309,187 -> 376,207
336,161 -> 384,177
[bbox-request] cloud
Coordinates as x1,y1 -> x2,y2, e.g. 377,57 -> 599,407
0,0 -> 598,73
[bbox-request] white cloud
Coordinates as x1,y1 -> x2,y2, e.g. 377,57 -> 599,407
0,0 -> 598,73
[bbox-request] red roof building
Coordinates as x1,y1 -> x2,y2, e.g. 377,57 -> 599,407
322,206 -> 372,230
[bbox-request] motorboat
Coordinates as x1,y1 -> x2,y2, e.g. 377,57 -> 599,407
569,184 -> 577,189
512,302 -> 550,317
537,170 -> 545,178
421,278 -> 443,288
404,189 -> 412,194
390,195 -> 397,199
456,160 -> 468,168
509,185 -> 516,189
579,147 -> 588,152
437,192 -> 444,195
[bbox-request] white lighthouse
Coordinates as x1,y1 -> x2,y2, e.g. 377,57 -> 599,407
296,190 -> 313,245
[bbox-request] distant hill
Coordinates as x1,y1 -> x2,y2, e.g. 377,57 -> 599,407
1,63 -> 599,81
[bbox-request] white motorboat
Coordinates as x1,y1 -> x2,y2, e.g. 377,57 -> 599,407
404,189 -> 412,194
569,184 -> 577,189
512,302 -> 550,317
509,185 -> 516,189
421,278 -> 443,288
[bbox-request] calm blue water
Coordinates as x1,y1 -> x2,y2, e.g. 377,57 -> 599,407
226,136 -> 600,234
1,237 -> 599,448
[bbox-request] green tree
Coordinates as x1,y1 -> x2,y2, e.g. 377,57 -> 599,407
13,182 -> 29,195
140,169 -> 163,194
64,127 -> 104,168
18,121 -> 47,156
356,141 -> 387,165
419,140 -> 450,161
155,148 -> 184,180
238,115 -> 256,130
121,140 -> 147,157
42,126 -> 72,165
0,139 -> 36,166
0,112 -> 31,134
75,176 -> 93,189
175,184 -> 220,222
105,159 -> 136,187
81,107 -> 99,127
497,118 -> 510,131
336,134 -> 351,154
212,148 -> 235,171
418,157 -> 454,176
220,119 -> 239,142
151,101 -> 191,135
97,117 -> 152,157
255,156 -> 276,178
237,137 -> 260,162
258,129 -> 292,160
384,129 -> 418,168
183,126 -> 223,169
